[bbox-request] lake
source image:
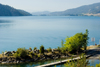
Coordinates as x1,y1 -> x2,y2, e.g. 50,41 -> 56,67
0,16 -> 100,53
0,16 -> 100,66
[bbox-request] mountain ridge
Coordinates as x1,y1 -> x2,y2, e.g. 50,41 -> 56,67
32,2 -> 100,16
48,2 -> 100,16
0,3 -> 32,16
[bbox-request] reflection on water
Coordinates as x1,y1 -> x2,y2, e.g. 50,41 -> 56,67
0,20 -> 11,23
0,59 -> 54,67
89,59 -> 100,66
0,59 -> 99,67
0,20 -> 12,28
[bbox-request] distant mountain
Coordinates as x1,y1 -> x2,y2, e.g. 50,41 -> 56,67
47,2 -> 100,16
32,11 -> 51,16
0,3 -> 32,16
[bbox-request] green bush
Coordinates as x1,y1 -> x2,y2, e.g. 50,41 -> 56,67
33,47 -> 37,50
39,45 -> 44,54
29,52 -> 34,58
29,47 -> 32,51
14,48 -> 28,58
57,47 -> 61,52
65,53 -> 100,67
38,54 -> 40,58
47,47 -> 52,52
61,48 -> 66,54
64,53 -> 89,67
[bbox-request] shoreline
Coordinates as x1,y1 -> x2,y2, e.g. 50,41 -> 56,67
0,45 -> 99,64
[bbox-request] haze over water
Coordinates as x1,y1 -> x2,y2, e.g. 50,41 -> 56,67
0,16 -> 100,53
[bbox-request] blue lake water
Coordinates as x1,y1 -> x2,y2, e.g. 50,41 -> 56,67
0,16 -> 100,53
0,16 -> 100,67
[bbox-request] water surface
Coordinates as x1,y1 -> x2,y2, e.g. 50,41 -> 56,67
0,16 -> 100,53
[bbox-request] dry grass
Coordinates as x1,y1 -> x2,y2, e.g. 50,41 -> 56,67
0,54 -> 8,58
87,45 -> 98,49
0,54 -> 15,58
81,45 -> 98,50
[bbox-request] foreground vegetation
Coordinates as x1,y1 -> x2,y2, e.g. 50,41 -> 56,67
64,53 -> 100,67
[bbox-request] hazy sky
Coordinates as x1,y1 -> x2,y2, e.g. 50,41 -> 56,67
0,0 -> 100,13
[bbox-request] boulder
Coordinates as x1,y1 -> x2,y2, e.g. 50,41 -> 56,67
52,49 -> 58,52
11,51 -> 16,54
4,51 -> 12,56
2,57 -> 7,61
33,49 -> 39,54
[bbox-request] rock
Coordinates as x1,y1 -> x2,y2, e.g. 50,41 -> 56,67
13,61 -> 17,63
17,61 -> 19,63
52,49 -> 58,52
2,57 -> 7,61
6,61 -> 10,63
4,51 -> 12,56
0,58 -> 2,61
11,51 -> 16,54
2,61 -> 7,64
33,49 -> 39,54
44,50 -> 48,53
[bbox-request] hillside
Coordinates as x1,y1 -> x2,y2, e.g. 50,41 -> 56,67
0,4 -> 32,16
47,2 -> 100,16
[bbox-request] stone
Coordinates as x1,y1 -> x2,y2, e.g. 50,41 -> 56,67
4,51 -> 12,56
33,49 -> 39,54
2,57 -> 7,61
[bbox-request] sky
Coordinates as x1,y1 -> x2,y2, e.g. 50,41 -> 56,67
0,0 -> 100,13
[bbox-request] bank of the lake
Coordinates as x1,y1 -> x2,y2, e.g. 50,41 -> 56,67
0,45 -> 99,67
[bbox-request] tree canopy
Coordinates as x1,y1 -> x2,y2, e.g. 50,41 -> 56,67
64,29 -> 89,53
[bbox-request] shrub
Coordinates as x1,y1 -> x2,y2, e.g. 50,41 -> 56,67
29,47 -> 32,51
57,47 -> 61,52
64,53 -> 89,67
29,52 -> 34,58
14,48 -> 28,58
47,47 -> 52,52
65,53 -> 100,67
38,54 -> 40,58
33,47 -> 37,50
39,45 -> 44,54
34,53 -> 37,57
61,48 -> 66,54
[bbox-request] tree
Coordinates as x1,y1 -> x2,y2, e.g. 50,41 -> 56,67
47,47 -> 52,52
39,45 -> 44,54
64,29 -> 89,53
83,29 -> 89,50
14,48 -> 28,58
61,39 -> 64,47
